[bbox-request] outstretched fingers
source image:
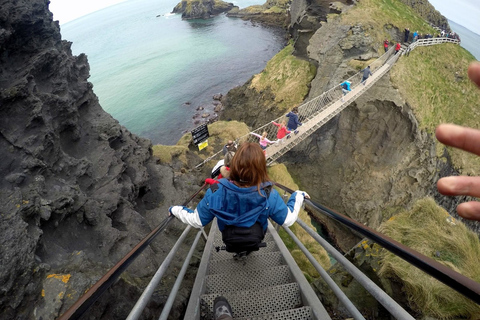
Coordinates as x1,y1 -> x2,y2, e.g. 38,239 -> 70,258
437,176 -> 480,198
468,61 -> 480,88
457,202 -> 480,221
435,124 -> 480,157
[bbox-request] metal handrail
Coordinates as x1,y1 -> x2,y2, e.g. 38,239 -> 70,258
158,229 -> 203,320
58,183 -> 209,320
293,219 -> 415,319
282,225 -> 366,320
274,182 -> 480,305
126,225 -> 193,320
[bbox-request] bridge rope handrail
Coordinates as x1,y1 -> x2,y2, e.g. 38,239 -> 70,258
195,37 -> 459,168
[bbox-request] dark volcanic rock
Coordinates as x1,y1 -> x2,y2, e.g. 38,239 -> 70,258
0,0 -> 201,319
172,0 -> 236,20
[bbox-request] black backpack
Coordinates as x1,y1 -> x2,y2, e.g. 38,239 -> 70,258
211,183 -> 271,254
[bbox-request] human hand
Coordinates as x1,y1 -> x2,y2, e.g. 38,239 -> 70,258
297,191 -> 310,199
436,62 -> 480,221
436,124 -> 480,220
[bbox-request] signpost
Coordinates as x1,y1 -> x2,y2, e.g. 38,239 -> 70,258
191,124 -> 209,151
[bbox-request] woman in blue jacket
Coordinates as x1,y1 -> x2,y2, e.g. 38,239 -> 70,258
169,143 -> 309,235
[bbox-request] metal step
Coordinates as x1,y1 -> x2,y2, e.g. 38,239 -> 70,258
208,251 -> 285,275
205,265 -> 293,294
234,306 -> 314,320
200,283 -> 302,319
210,241 -> 279,260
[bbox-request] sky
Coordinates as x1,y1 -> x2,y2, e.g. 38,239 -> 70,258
428,0 -> 480,35
50,0 -> 480,35
49,0 -> 127,24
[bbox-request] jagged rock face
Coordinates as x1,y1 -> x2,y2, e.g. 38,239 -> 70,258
172,0 -> 235,19
0,1 -> 200,318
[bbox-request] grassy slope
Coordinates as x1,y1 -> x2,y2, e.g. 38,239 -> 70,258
379,198 -> 480,318
249,43 -> 317,113
342,0 -> 436,53
391,45 -> 480,175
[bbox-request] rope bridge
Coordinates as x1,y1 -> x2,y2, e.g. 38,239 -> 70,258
195,37 -> 459,168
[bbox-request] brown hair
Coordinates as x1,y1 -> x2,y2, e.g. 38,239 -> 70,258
230,142 -> 270,192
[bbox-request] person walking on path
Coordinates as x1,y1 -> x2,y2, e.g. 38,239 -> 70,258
413,31 -> 418,42
250,131 -> 275,150
404,27 -> 410,42
286,106 -> 302,135
383,39 -> 389,52
272,120 -> 291,143
395,42 -> 401,54
339,80 -> 351,102
361,66 -> 372,85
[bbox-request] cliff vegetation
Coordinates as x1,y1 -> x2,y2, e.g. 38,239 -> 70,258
391,45 -> 480,175
379,198 -> 480,318
172,0 -> 235,19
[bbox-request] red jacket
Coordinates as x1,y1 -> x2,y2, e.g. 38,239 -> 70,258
395,43 -> 401,50
272,122 -> 291,139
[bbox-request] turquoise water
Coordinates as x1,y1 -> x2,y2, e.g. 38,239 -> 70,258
60,0 -> 284,144
449,20 -> 480,61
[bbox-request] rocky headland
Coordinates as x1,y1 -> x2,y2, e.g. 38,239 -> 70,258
172,0 -> 236,20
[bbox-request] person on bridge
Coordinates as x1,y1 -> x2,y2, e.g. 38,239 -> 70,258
169,142 -> 310,251
361,66 -> 372,85
286,106 -> 302,135
413,30 -> 418,42
383,39 -> 389,52
250,131 -> 275,151
436,62 -> 480,222
272,119 -> 291,143
339,80 -> 351,102
395,42 -> 401,54
404,27 -> 410,42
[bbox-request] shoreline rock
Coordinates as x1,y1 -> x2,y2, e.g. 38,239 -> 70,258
172,0 -> 236,20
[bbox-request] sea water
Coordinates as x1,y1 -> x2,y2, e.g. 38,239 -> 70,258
449,20 -> 480,61
60,0 -> 284,145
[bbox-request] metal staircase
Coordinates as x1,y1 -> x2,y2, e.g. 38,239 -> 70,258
184,220 -> 331,320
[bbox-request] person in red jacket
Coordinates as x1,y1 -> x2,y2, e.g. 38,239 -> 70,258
395,42 -> 401,54
383,39 -> 389,52
272,120 -> 291,143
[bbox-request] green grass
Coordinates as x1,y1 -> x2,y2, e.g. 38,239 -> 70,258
391,45 -> 480,175
250,43 -> 317,113
378,198 -> 480,318
342,0 -> 436,50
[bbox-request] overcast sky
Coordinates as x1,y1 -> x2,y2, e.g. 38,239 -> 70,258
49,0 -> 127,24
49,0 -> 480,35
428,0 -> 480,35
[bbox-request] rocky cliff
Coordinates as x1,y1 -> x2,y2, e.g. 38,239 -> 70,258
172,0 -> 235,20
0,0 -> 201,318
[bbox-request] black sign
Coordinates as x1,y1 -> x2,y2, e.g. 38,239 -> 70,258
191,123 -> 209,145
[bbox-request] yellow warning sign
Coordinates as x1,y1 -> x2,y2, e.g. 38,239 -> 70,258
198,140 -> 208,151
